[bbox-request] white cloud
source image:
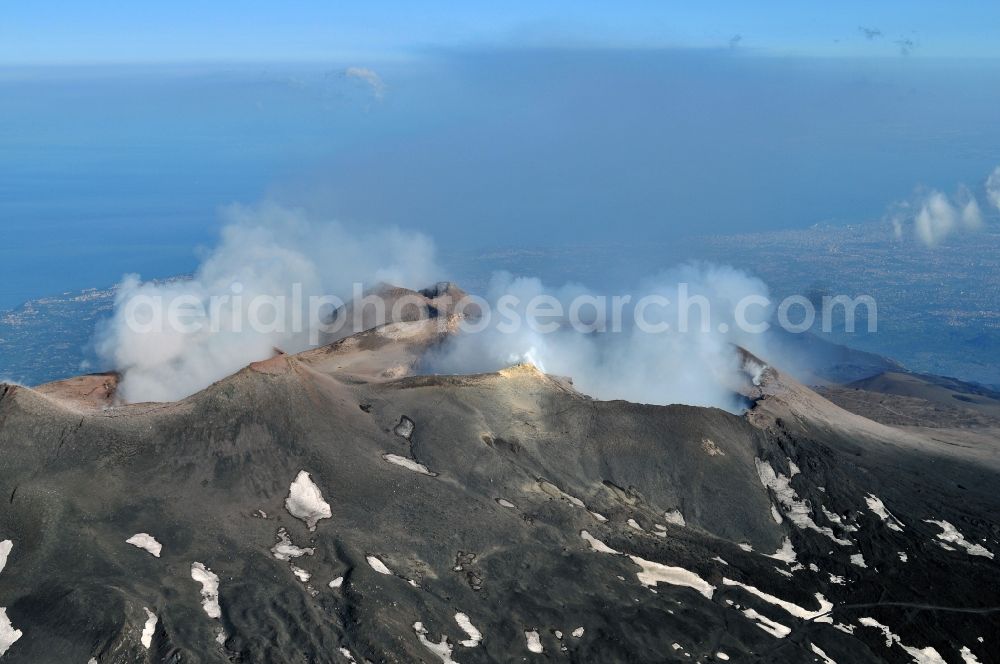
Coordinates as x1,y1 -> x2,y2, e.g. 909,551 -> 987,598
344,67 -> 386,101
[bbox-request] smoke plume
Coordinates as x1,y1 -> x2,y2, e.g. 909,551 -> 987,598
95,203 -> 441,403
96,204 -> 777,412
423,265 -> 772,413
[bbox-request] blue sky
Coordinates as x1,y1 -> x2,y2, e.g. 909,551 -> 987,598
3,1 -> 1000,64
2,4 -> 1000,310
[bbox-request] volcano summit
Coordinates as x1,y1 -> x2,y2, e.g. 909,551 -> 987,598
0,285 -> 998,663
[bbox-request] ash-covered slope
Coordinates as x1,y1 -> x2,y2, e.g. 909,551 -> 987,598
0,313 -> 998,662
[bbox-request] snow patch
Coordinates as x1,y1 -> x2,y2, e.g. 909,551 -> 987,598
329,576 -> 344,589
0,608 -> 22,657
525,629 -> 543,653
742,608 -> 790,638
924,520 -> 994,559
858,617 -> 947,663
191,562 -> 222,619
821,506 -> 858,533
538,480 -> 601,517
629,555 -> 715,599
865,494 -> 904,532
0,541 -> 12,574
580,530 -> 620,555
712,556 -> 729,566
663,510 -> 686,527
383,453 -> 437,476
126,533 -> 163,558
547,481 -> 584,507
860,617 -> 896,646
271,528 -> 315,561
0,542 -> 19,657
898,552 -> 908,563
413,622 -> 458,663
850,553 -> 867,568
496,498 -> 516,509
627,518 -> 644,532
901,645 -> 947,663
285,471 -> 332,531
455,613 -> 482,647
766,537 -> 797,564
290,565 -> 311,583
810,642 -> 836,664
755,459 -> 852,545
367,555 -> 393,575
722,578 -> 832,621
572,627 -> 584,638
141,608 -> 157,649
961,646 -> 983,663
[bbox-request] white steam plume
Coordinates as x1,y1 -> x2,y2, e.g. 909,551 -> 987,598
987,166 -> 1000,212
913,189 -> 982,247
423,264 -> 772,413
95,203 -> 441,403
96,204 -> 778,413
913,191 -> 957,247
894,168 -> 995,247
